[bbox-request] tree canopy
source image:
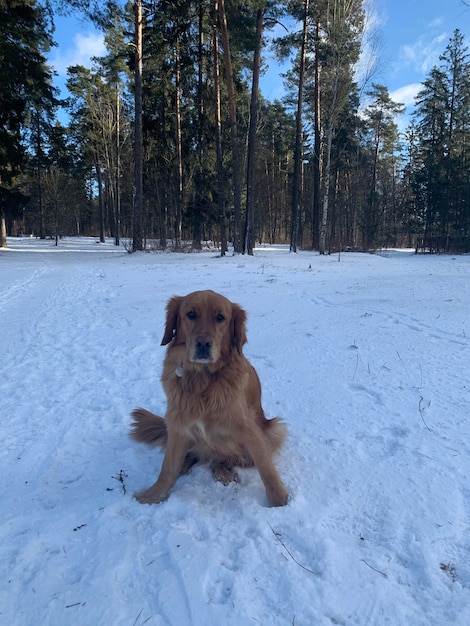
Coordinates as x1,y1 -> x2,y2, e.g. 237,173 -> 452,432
1,1 -> 469,253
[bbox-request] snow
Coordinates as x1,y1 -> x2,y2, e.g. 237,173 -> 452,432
1,237 -> 469,626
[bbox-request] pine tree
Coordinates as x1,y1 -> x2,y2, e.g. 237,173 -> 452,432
361,84 -> 404,250
411,30 -> 470,251
0,0 -> 56,246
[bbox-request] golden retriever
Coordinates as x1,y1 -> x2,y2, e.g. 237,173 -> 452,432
130,290 -> 288,507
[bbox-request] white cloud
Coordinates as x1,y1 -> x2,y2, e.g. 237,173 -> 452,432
390,83 -> 422,107
50,32 -> 106,76
427,17 -> 444,29
389,83 -> 424,134
400,32 -> 448,74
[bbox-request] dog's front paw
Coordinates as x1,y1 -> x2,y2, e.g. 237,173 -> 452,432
134,488 -> 168,505
267,485 -> 289,507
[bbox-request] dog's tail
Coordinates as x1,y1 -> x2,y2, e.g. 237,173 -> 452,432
262,417 -> 288,453
130,408 -> 168,447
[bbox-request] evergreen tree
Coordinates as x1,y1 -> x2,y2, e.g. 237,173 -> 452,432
0,0 -> 57,246
411,30 -> 470,251
276,0 -> 365,252
361,84 -> 404,250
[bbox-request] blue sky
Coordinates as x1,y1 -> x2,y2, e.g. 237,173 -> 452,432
49,0 -> 470,123
376,0 -> 470,107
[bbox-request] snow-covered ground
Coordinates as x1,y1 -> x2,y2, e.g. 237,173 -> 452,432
1,237 -> 469,625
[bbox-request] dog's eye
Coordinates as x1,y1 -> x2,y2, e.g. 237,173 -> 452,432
216,313 -> 225,322
187,310 -> 197,320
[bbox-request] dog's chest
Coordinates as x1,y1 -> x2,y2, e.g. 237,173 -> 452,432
186,419 -> 227,446
191,420 -> 207,438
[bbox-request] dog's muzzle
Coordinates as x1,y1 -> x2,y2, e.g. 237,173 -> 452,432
192,335 -> 214,362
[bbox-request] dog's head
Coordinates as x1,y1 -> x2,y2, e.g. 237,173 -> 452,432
161,290 -> 247,364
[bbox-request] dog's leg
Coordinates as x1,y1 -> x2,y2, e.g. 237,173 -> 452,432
245,434 -> 288,507
180,453 -> 198,475
134,433 -> 190,504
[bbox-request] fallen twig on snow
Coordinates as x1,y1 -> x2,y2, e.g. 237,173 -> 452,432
268,524 -> 319,575
396,350 -> 408,373
111,469 -> 128,494
360,559 -> 387,578
418,396 -> 434,432
132,608 -> 152,625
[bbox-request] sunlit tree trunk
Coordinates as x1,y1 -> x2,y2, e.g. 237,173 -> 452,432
244,7 -> 264,255
36,111 -> 45,239
319,121 -> 333,254
312,17 -> 321,249
219,0 -> 242,253
175,42 -> 183,249
213,0 -> 227,256
0,206 -> 6,248
291,0 -> 309,253
115,84 -> 121,246
132,0 -> 144,252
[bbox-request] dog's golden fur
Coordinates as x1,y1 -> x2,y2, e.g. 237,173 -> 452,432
130,290 -> 288,507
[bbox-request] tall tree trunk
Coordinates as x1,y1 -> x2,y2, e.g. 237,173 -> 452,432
319,125 -> 334,254
132,0 -> 144,252
174,41 -> 183,249
115,84 -> 121,246
319,39 -> 342,255
192,2 -> 205,251
213,0 -> 227,256
36,111 -> 45,239
96,160 -> 105,243
244,7 -> 264,255
291,0 -> 309,252
363,130 -> 380,251
219,0 -> 242,253
0,207 -> 7,248
312,17 -> 321,249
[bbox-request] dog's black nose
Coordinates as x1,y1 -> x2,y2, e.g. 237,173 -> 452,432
195,335 -> 213,360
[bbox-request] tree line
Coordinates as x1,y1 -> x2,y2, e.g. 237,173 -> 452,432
1,0 -> 469,253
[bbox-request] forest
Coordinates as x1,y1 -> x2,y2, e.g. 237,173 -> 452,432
1,0 -> 469,254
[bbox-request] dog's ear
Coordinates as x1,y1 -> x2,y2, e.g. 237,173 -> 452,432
161,295 -> 182,346
230,303 -> 247,354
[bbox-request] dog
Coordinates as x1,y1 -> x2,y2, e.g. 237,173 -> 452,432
130,290 -> 288,507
